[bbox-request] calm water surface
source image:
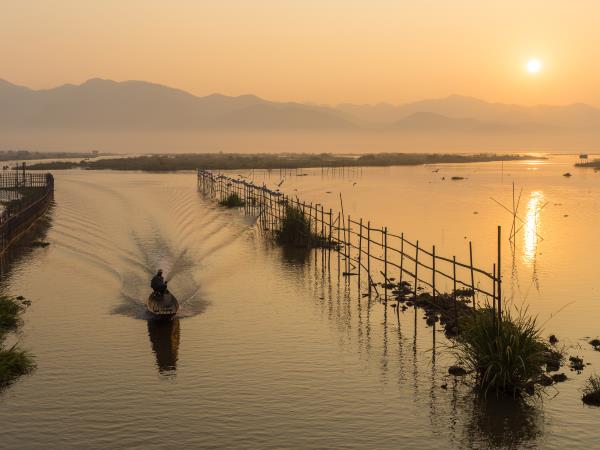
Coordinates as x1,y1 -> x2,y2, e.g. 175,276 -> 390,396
1,156 -> 599,449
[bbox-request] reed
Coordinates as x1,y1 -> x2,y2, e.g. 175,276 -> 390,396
218,192 -> 245,208
582,375 -> 600,406
454,306 -> 547,397
0,296 -> 23,331
0,344 -> 35,387
275,205 -> 330,248
0,296 -> 35,387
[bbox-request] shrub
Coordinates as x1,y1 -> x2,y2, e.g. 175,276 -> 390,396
454,307 -> 547,397
582,375 -> 600,406
218,193 -> 245,208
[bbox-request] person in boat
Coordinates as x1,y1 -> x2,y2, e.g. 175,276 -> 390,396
151,269 -> 168,295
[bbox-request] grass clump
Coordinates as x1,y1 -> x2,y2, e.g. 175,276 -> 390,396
218,193 -> 245,208
0,345 -> 35,387
582,375 -> 600,406
275,206 -> 329,248
0,296 -> 23,331
0,296 -> 35,387
454,307 -> 547,397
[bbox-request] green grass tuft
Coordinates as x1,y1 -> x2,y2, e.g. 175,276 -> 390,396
454,307 -> 547,397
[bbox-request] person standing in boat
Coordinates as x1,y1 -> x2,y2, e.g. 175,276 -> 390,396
151,269 -> 167,295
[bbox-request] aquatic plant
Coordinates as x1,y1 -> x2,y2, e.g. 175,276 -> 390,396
0,345 -> 35,387
454,307 -> 547,397
218,193 -> 245,208
0,296 -> 23,332
582,375 -> 600,406
0,296 -> 35,387
275,205 -> 329,248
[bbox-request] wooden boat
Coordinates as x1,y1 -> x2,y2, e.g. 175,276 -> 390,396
147,291 -> 179,320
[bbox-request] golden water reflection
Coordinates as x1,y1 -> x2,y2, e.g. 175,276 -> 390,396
522,191 -> 544,266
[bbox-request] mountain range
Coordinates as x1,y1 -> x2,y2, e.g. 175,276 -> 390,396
1,78 -> 599,134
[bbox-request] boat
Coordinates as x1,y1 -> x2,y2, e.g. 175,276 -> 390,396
147,291 -> 179,320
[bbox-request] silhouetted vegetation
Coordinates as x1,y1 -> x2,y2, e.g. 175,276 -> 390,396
454,307 -> 547,397
0,296 -> 35,387
0,150 -> 101,162
275,205 -> 330,248
582,375 -> 600,406
218,193 -> 245,208
26,152 -> 541,172
575,159 -> 600,169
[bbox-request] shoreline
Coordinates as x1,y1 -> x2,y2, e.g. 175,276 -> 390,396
24,152 -> 544,172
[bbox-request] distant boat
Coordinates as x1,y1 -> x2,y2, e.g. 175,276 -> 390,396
147,291 -> 179,320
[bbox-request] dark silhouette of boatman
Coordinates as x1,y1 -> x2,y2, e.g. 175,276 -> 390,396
151,269 -> 167,295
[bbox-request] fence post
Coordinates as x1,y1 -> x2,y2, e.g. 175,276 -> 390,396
432,245 -> 436,304
347,215 -> 352,273
497,225 -> 502,325
358,218 -> 363,291
384,226 -> 388,301
367,221 -> 371,296
414,240 -> 419,302
453,256 -> 458,332
492,263 -> 497,331
400,233 -> 404,284
469,241 -> 476,313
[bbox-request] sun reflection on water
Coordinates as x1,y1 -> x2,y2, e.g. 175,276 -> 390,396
523,191 -> 544,266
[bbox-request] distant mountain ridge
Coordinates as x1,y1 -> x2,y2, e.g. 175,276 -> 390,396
1,78 -> 599,133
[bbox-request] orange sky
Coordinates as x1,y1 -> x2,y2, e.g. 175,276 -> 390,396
1,0 -> 599,105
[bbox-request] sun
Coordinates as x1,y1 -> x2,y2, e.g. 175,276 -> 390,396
526,58 -> 542,74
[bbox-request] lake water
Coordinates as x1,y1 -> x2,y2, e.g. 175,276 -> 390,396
1,155 -> 600,449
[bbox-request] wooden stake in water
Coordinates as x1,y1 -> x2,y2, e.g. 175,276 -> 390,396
367,221 -> 371,296
497,225 -> 502,324
384,226 -> 388,301
469,241 -> 476,313
414,240 -> 419,302
432,245 -> 436,304
453,255 -> 458,332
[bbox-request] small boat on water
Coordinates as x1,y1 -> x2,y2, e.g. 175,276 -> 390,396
147,291 -> 179,320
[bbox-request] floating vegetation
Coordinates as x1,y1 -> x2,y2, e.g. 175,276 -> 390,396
582,375 -> 600,406
589,339 -> 600,351
218,193 -> 245,208
569,356 -> 585,373
0,296 -> 35,387
453,307 -> 548,397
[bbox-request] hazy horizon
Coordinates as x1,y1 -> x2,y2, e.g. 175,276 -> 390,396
3,1 -> 600,106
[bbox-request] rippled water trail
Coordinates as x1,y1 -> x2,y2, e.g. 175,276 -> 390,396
0,165 -> 599,449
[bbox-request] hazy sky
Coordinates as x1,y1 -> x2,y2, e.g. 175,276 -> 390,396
2,0 -> 599,105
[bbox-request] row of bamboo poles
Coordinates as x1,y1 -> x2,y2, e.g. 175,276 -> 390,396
197,169 -> 503,320
0,172 -> 54,253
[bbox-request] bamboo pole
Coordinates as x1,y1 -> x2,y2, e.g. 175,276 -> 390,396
400,233 -> 404,284
384,226 -> 388,301
432,245 -> 436,304
414,240 -> 419,302
358,218 -> 363,290
367,221 -> 371,296
453,256 -> 458,332
469,241 -> 476,313
497,225 -> 502,324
